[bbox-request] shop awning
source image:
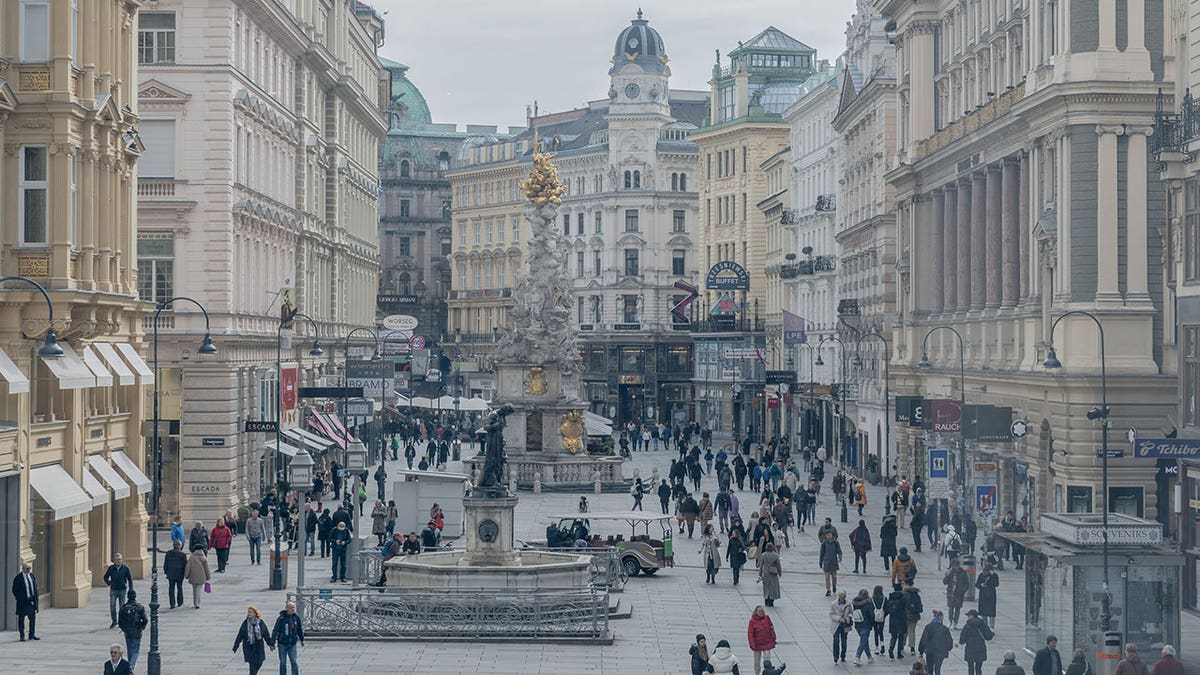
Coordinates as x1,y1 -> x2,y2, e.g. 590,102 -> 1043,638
88,454 -> 131,500
92,343 -> 135,385
268,438 -> 300,457
80,469 -> 109,507
41,344 -> 96,389
115,343 -> 154,385
29,464 -> 93,520
282,428 -> 334,454
318,412 -> 357,444
0,346 -> 29,394
81,346 -> 114,387
110,450 -> 151,494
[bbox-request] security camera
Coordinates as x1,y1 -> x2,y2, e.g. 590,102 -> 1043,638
1086,407 -> 1110,421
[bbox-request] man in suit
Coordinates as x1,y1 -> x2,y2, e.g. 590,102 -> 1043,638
10,561 -> 39,641
104,644 -> 132,675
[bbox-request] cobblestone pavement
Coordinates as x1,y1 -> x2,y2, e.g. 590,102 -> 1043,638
5,444 -> 1197,674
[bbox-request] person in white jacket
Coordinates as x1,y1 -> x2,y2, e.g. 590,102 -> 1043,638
709,639 -> 742,674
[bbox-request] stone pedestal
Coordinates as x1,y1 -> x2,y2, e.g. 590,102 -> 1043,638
460,493 -> 519,566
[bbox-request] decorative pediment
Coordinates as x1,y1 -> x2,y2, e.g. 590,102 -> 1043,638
617,233 -> 646,247
615,276 -> 642,290
139,79 -> 192,104
584,279 -> 603,290
91,94 -> 122,123
589,236 -> 605,248
0,80 -> 16,112
666,234 -> 692,247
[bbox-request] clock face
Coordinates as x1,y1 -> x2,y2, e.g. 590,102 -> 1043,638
625,83 -> 640,99
627,37 -> 640,50
477,519 -> 500,543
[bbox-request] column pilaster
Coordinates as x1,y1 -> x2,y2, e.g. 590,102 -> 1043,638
931,189 -> 945,314
1096,125 -> 1123,305
1018,149 -> 1031,300
985,164 -> 1003,309
970,171 -> 987,310
1001,157 -> 1020,307
1126,126 -> 1152,304
957,178 -> 973,312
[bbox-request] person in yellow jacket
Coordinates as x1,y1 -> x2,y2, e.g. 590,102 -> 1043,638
854,481 -> 868,516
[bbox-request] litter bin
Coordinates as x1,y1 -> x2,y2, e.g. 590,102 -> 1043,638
962,554 -> 977,601
269,549 -> 289,590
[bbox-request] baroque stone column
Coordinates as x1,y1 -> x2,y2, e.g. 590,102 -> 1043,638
931,189 -> 945,314
1001,157 -> 1020,306
971,171 -> 987,310
943,184 -> 958,313
1018,149 -> 1030,300
1125,126 -> 1153,303
957,177 -> 973,312
1096,125 -> 1123,304
985,164 -> 1003,309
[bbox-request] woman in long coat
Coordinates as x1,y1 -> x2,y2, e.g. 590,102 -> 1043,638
699,525 -> 722,584
758,542 -> 783,606
879,515 -> 899,573
232,605 -> 274,674
370,500 -> 388,546
974,564 -> 1000,628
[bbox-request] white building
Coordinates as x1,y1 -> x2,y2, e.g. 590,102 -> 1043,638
136,0 -> 387,517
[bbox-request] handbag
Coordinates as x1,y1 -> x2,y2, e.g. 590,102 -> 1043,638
747,545 -> 759,560
203,581 -> 211,593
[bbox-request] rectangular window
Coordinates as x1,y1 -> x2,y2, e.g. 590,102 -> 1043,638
578,297 -> 585,324
398,237 -> 411,257
1187,179 -> 1200,281
622,299 -> 639,325
624,209 -> 639,232
673,209 -> 686,233
593,251 -> 601,277
458,222 -> 467,247
137,13 -> 176,65
1186,326 -> 1200,427
576,251 -> 584,278
497,219 -> 504,243
594,211 -> 602,234
485,220 -> 493,243
400,199 -> 411,218
497,259 -> 506,286
512,217 -> 520,242
19,146 -> 48,245
473,265 -> 481,289
576,212 -> 584,236
20,1 -> 50,62
563,214 -> 571,236
137,234 -> 175,304
672,249 -> 686,276
624,249 -> 639,277
71,0 -> 79,62
473,222 -> 481,245
70,157 -> 78,248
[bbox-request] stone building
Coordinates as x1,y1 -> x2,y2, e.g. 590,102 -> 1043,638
881,0 -> 1173,522
1,0 -> 153,613
447,12 -> 706,427
136,0 -> 387,519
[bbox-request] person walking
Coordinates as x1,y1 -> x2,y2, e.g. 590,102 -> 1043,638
210,518 -> 234,573
758,542 -> 782,607
681,493 -> 701,538
880,515 -> 899,572
903,581 -> 924,657
232,605 -> 275,675
657,480 -> 672,514
188,520 -> 209,553
1151,646 -> 1182,675
116,588 -> 147,670
330,521 -> 351,582
699,492 -> 715,534
746,605 -> 776,674
975,563 -> 999,628
997,650 -> 1027,675
854,480 -> 867,516
870,584 -> 887,655
943,557 -> 970,628
104,644 -> 132,675
171,515 -> 186,550
850,519 -> 872,573
10,561 -> 39,641
884,583 -> 908,659
317,509 -> 333,558
245,512 -> 267,565
909,501 -> 926,553
709,638 -> 741,674
631,478 -> 645,511
306,504 -> 318,556
163,541 -> 187,609
184,546 -> 212,609
918,609 -> 954,675
690,634 -> 713,675
1065,649 -> 1092,675
716,489 -> 732,533
851,589 -> 875,666
103,553 -> 133,629
1033,636 -> 1064,675
829,590 -> 852,665
891,547 -> 918,586
700,526 -> 722,584
959,608 -> 994,675
271,600 -> 304,675
373,463 -> 387,501
819,531 -> 842,597
1113,644 -> 1150,675
726,530 -> 747,586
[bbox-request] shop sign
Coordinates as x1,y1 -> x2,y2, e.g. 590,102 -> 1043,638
923,399 -> 960,433
963,405 -> 1014,442
765,370 -> 797,385
895,396 -> 923,427
618,375 -> 643,384
706,260 -> 751,290
974,462 -> 997,473
1134,438 -> 1200,459
1189,499 -> 1200,510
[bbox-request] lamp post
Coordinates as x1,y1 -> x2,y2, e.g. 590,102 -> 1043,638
796,342 -> 816,450
147,296 -> 217,675
853,331 -> 891,482
817,336 -> 846,467
290,448 -> 314,590
340,327 -> 380,469
917,325 -> 966,571
1042,311 -> 1114,642
272,311 -> 322,592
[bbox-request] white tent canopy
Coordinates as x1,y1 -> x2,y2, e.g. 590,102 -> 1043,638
403,395 -> 492,411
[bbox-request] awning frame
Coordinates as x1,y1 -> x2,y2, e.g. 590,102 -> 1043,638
29,464 -> 93,520
110,450 -> 151,494
0,345 -> 30,394
40,343 -> 96,390
81,346 -> 114,387
92,342 -> 135,386
88,454 -> 131,500
115,343 -> 154,385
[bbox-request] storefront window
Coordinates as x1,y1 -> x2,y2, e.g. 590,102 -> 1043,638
620,348 -> 645,373
663,345 -> 691,374
1066,486 -> 1091,513
29,503 -> 52,600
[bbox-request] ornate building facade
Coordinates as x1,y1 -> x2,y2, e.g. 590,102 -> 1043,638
136,0 -> 387,518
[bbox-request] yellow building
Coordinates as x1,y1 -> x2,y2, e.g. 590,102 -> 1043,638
1,0 -> 156,614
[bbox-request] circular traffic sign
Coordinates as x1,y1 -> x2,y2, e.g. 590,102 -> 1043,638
408,334 -> 426,350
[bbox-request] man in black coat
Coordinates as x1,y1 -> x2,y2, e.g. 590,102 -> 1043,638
162,541 -> 188,609
116,589 -> 148,670
11,561 -> 39,640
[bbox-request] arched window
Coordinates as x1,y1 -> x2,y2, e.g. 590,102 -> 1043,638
671,173 -> 678,191
633,170 -> 641,188
680,174 -> 687,191
437,151 -> 450,172
399,272 -> 412,295
400,159 -> 410,178
624,170 -> 632,189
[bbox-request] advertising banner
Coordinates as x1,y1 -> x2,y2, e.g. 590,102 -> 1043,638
280,362 -> 299,430
922,399 -> 961,433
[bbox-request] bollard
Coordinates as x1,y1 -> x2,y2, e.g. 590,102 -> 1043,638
840,500 -> 848,523
594,479 -> 602,495
962,554 -> 977,601
1096,631 -> 1122,675
533,472 -> 542,494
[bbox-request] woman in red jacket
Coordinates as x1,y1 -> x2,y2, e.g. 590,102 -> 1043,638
747,605 -> 777,674
209,519 -> 234,573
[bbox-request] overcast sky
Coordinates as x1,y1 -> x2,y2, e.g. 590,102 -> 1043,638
370,0 -> 857,128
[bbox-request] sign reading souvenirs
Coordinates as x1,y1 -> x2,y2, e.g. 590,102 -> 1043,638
705,260 -> 751,291
1134,438 -> 1200,459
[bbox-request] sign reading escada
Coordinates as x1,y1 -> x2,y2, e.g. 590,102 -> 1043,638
705,260 -> 750,291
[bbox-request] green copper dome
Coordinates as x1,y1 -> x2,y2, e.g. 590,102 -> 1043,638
381,57 -> 432,127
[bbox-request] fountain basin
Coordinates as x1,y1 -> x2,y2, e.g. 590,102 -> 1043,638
384,550 -> 591,590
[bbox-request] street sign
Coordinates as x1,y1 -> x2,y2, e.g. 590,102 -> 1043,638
1134,438 -> 1200,458
1095,449 -> 1126,458
408,334 -> 426,350
341,400 -> 373,417
671,280 -> 699,324
201,438 -> 226,447
765,370 -> 797,385
1010,419 -> 1029,438
382,314 -> 419,331
974,462 -> 998,473
975,484 -> 997,512
244,420 -> 278,433
928,448 -> 950,498
346,360 -> 393,398
722,346 -> 762,359
298,386 -> 364,398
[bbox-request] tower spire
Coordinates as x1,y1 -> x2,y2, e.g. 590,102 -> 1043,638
637,8 -> 643,20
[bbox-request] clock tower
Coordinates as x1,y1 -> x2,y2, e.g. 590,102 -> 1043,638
607,10 -> 672,179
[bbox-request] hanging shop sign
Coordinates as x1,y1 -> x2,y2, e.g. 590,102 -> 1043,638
705,261 -> 750,291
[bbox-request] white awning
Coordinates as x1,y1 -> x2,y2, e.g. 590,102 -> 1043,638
81,346 -> 114,387
0,346 -> 29,394
115,343 -> 154,384
88,454 -> 131,500
92,343 -> 135,385
283,428 -> 334,453
41,344 -> 96,390
110,450 -> 151,494
268,439 -> 300,457
29,464 -> 93,520
80,468 -> 109,507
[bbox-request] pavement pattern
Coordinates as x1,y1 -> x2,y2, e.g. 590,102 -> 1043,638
4,442 -> 1197,674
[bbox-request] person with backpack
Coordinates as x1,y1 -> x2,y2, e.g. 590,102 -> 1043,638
918,609 -> 955,675
851,589 -> 876,666
959,608 -> 995,675
870,584 -> 888,655
891,546 -> 918,585
715,489 -> 732,533
884,582 -> 908,659
631,478 -> 645,511
116,589 -> 147,669
903,581 -> 924,657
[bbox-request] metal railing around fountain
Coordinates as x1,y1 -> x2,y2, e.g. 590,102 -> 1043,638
289,586 -> 611,640
356,546 -> 627,590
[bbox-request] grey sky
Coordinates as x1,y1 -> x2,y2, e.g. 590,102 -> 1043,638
371,0 -> 857,128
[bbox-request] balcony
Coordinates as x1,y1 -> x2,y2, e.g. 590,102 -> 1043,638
689,317 -> 765,334
780,255 -> 836,279
837,298 -> 860,316
815,194 -> 836,212
1154,89 -> 1195,157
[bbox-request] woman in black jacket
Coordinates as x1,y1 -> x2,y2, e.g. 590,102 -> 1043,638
232,605 -> 275,675
883,583 -> 908,659
879,515 -> 899,572
690,634 -> 714,674
726,531 -> 747,585
316,509 -> 333,558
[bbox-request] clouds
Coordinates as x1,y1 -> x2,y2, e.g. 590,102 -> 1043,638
371,0 -> 854,127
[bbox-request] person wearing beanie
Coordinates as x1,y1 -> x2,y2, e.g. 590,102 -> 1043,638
1033,635 -> 1063,675
708,638 -> 741,674
690,634 -> 713,675
233,605 -> 275,674
116,588 -> 147,669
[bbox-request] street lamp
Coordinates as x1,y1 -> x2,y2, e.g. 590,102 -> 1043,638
0,276 -> 65,357
796,342 -> 816,450
854,331 -> 891,482
147,296 -> 217,675
290,449 -> 314,590
1042,310 -> 1114,641
817,336 -> 847,468
272,311 -> 322,592
917,325 -> 965,571
340,327 -> 380,470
